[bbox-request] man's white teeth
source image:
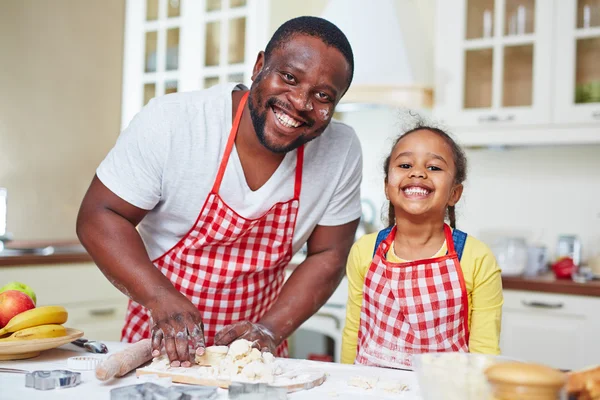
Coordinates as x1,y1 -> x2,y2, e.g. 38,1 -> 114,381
404,187 -> 430,196
274,108 -> 301,128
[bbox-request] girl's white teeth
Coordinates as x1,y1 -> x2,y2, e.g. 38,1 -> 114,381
274,108 -> 301,128
404,187 -> 430,196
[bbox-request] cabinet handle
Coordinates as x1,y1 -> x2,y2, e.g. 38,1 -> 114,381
89,307 -> 117,317
478,115 -> 515,123
521,300 -> 563,309
478,115 -> 498,123
592,111 -> 600,119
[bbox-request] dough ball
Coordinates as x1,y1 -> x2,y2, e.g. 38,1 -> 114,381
228,339 -> 253,360
262,352 -> 275,364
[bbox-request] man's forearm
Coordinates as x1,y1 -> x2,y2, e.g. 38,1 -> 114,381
257,250 -> 346,343
76,208 -> 181,308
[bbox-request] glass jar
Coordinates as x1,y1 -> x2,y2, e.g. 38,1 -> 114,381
492,237 -> 528,276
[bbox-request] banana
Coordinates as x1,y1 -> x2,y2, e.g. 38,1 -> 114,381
0,305 -> 68,336
0,324 -> 67,341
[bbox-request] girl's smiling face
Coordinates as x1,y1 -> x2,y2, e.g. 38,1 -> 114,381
385,129 -> 463,222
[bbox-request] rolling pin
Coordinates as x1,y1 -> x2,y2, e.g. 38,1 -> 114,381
95,339 -> 153,381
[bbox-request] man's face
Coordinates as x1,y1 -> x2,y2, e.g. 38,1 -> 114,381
248,34 -> 351,154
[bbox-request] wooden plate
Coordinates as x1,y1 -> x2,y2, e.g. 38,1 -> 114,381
136,364 -> 327,392
0,327 -> 83,360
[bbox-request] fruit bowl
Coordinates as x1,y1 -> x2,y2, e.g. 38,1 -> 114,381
414,352 -> 515,400
0,328 -> 83,360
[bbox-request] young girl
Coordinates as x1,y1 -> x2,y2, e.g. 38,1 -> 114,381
341,125 -> 503,369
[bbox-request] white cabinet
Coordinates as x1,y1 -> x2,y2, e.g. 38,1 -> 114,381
554,0 -> 600,124
121,0 -> 269,130
434,0 -> 600,145
500,290 -> 600,371
435,0 -> 553,127
0,263 -> 129,341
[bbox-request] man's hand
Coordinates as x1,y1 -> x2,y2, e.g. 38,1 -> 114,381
214,321 -> 278,353
148,293 -> 206,367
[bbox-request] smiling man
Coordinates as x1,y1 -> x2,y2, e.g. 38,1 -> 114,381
76,17 -> 362,367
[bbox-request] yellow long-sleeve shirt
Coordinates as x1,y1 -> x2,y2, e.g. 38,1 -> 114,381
341,230 -> 504,364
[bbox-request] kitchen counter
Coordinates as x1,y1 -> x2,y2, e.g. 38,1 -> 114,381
0,342 -> 420,400
0,240 -> 92,267
502,273 -> 600,297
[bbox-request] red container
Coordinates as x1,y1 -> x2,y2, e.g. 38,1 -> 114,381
551,257 -> 577,280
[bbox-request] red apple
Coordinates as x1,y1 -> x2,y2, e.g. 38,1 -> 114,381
0,290 -> 35,328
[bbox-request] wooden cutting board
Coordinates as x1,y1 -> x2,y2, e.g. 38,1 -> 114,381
136,362 -> 327,392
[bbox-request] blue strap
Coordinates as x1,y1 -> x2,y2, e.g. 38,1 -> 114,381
372,226 -> 394,258
452,229 -> 467,262
372,226 -> 468,261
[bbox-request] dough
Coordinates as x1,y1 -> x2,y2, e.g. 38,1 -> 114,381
195,345 -> 229,366
377,379 -> 408,393
228,339 -> 253,360
248,348 -> 262,362
262,352 -> 275,364
241,360 -> 274,382
149,354 -> 171,371
348,376 -> 378,389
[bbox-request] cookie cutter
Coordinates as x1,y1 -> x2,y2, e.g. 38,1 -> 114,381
110,382 -> 218,399
25,370 -> 82,390
228,382 -> 287,399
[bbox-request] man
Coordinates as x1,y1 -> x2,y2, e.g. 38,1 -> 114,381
77,16 -> 362,367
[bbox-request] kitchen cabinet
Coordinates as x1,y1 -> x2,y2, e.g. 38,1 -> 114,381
554,0 -> 600,124
0,263 -> 128,341
434,0 -> 600,145
500,289 -> 600,371
121,0 -> 269,130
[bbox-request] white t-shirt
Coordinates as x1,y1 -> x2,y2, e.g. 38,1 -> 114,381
97,83 -> 363,261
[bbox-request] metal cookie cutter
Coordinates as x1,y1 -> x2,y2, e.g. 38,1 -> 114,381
25,370 -> 82,390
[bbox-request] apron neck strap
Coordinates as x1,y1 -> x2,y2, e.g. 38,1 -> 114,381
212,91 -> 304,198
444,224 -> 456,254
212,91 -> 249,193
293,145 -> 304,199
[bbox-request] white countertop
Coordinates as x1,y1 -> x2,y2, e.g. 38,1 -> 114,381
0,342 -> 421,400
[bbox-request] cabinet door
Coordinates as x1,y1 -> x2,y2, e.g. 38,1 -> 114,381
500,290 -> 600,370
121,0 -> 268,130
554,0 -> 600,124
435,0 -> 552,127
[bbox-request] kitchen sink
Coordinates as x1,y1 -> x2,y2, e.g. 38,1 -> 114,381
0,243 -> 87,257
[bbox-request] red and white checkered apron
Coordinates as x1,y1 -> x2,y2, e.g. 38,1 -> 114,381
121,92 -> 302,357
355,224 -> 469,369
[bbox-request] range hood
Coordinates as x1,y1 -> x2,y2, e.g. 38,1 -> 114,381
321,0 -> 434,111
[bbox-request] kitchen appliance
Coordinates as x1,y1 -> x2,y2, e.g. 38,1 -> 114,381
492,237 -> 528,276
556,235 -> 582,267
524,245 -> 549,277
355,198 -> 378,241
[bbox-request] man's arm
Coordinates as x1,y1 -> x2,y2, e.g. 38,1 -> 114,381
214,219 -> 359,350
77,176 -> 205,366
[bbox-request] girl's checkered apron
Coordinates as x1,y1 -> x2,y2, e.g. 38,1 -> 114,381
355,224 -> 470,369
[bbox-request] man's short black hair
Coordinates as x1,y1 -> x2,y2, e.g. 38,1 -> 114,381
264,16 -> 354,90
